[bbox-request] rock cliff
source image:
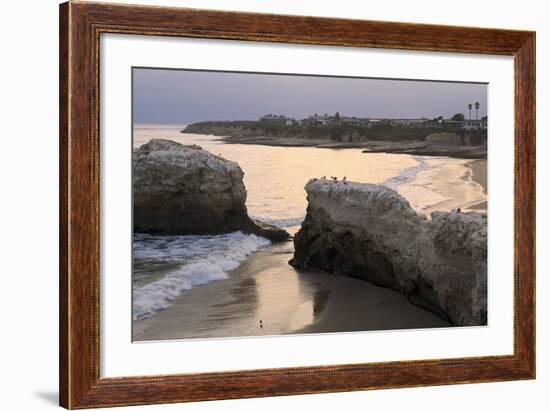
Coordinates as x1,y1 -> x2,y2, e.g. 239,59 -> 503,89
425,132 -> 462,145
291,179 -> 487,326
133,139 -> 289,241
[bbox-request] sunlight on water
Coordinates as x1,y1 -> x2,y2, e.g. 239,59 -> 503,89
132,125 -> 487,334
134,126 -> 485,219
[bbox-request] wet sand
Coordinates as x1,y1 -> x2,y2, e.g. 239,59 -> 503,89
469,159 -> 488,194
133,233 -> 450,341
465,159 -> 487,210
398,158 -> 487,215
132,128 -> 484,341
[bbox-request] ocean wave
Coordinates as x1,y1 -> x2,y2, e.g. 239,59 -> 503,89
133,231 -> 270,320
383,156 -> 431,189
251,216 -> 304,228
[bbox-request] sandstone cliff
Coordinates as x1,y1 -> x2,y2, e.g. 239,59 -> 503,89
291,179 -> 487,326
133,139 -> 289,241
425,132 -> 462,145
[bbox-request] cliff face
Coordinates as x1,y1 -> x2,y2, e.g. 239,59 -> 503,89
182,122 -> 371,143
291,179 -> 487,326
183,122 -> 261,137
425,132 -> 463,145
133,139 -> 289,241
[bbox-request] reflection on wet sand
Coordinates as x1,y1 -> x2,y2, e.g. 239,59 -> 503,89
132,127 -> 480,341
133,235 -> 449,342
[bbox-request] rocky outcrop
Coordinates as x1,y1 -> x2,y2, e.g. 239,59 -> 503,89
183,121 -> 261,137
425,132 -> 462,145
363,139 -> 487,159
133,139 -> 289,241
290,179 -> 487,326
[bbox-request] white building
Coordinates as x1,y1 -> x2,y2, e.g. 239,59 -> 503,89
462,119 -> 488,130
391,118 -> 429,128
308,114 -> 332,125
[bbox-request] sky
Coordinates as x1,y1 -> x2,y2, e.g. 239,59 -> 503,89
133,68 -> 488,125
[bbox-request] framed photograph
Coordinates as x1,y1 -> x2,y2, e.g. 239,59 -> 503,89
59,1 -> 535,408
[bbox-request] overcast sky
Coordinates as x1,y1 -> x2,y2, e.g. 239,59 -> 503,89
133,68 -> 487,125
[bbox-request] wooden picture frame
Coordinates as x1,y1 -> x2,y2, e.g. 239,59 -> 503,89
59,1 -> 535,408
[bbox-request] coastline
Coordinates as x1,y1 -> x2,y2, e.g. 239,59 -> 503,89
133,233 -> 450,341
132,128 -> 486,340
464,159 -> 487,211
469,159 -> 488,194
219,135 -> 487,159
395,157 -> 487,215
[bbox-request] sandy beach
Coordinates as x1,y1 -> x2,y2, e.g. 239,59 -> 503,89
396,157 -> 486,215
132,127 -> 486,341
133,227 -> 450,341
465,159 -> 488,210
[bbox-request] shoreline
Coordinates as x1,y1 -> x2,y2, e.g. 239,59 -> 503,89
218,135 -> 487,159
133,233 -> 450,341
469,159 -> 488,194
132,127 -> 486,340
464,159 -> 488,211
393,157 -> 487,215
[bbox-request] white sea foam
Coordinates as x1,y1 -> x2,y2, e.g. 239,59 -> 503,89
382,156 -> 432,189
133,231 -> 270,320
251,215 -> 305,228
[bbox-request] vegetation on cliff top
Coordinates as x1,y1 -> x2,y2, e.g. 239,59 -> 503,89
182,120 -> 465,143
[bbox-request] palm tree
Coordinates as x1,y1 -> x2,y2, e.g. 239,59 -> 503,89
475,101 -> 480,120
468,103 -> 472,120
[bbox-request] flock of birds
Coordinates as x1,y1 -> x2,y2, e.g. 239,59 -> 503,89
313,175 -> 349,184
310,176 -> 463,212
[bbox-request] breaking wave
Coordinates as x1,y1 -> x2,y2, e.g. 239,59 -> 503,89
251,216 -> 305,228
383,156 -> 432,189
133,231 -> 270,320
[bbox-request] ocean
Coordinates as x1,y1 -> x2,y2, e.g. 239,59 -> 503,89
132,125 -> 487,338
